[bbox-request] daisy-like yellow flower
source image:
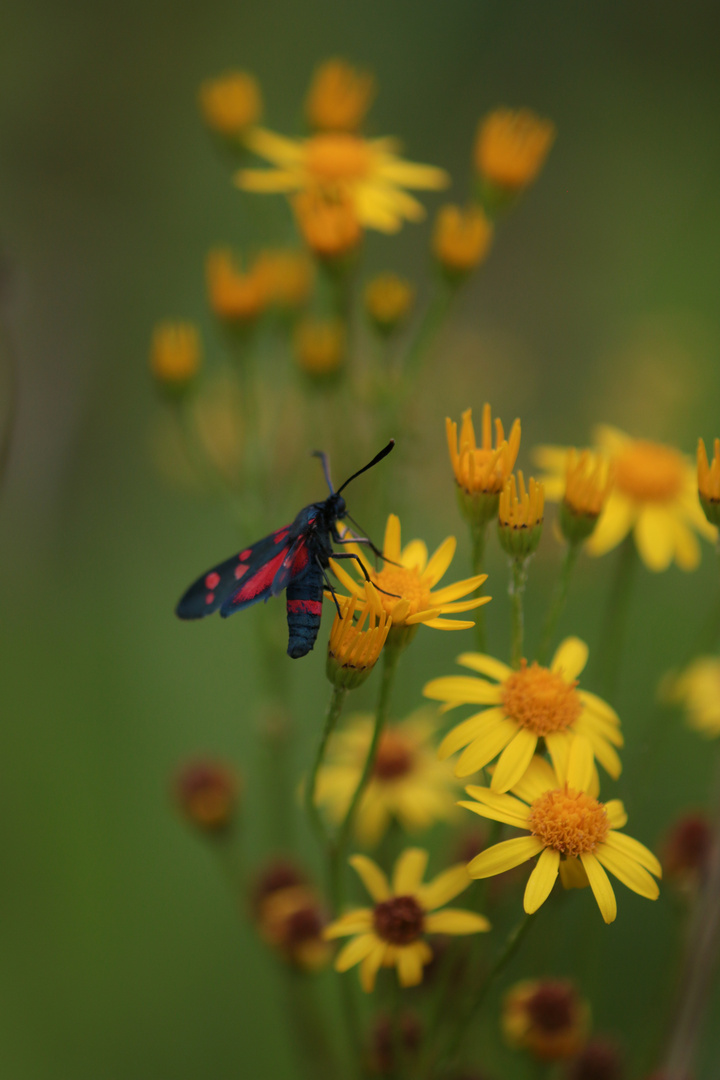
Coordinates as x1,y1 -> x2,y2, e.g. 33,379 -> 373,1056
667,656 -> 720,738
150,322 -> 202,389
536,426 -> 716,571
460,736 -> 660,923
330,514 -> 489,649
474,108 -> 555,193
313,708 -> 462,845
447,405 -> 522,519
199,71 -> 262,137
697,437 -> 720,526
236,128 -> 449,234
324,848 -> 489,990
424,637 -> 622,790
305,58 -> 375,133
326,584 -> 392,690
502,979 -> 590,1061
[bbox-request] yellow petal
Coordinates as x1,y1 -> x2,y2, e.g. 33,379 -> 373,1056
437,710 -> 496,760
468,836 -> 543,879
603,831 -> 661,877
234,168 -> 302,192
580,853 -> 617,923
491,729 -> 538,792
578,690 -> 621,725
375,158 -> 450,190
324,909 -> 373,939
672,516 -> 701,571
422,536 -> 456,586
424,676 -> 503,705
604,800 -> 627,829
397,944 -> 425,987
524,848 -> 560,912
335,932 -> 380,971
392,848 -> 428,895
459,788 -> 530,829
422,617 -> 481,630
417,863 -> 471,910
360,943 -> 387,991
634,506 -> 676,572
329,558 -> 365,596
424,910 -> 490,934
565,735 -> 594,792
559,856 -> 589,890
544,731 -> 571,785
550,637 -> 589,681
431,575 -> 487,604
456,653 -> 511,682
587,494 -> 635,557
401,539 -> 428,573
349,855 -> 390,901
454,714 -> 517,777
574,722 -> 622,778
596,845 -> 660,900
511,756 -> 558,802
383,514 -> 402,561
244,126 -> 305,164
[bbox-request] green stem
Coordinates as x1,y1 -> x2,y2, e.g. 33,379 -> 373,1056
471,522 -> 489,653
330,644 -> 402,911
399,279 -> 455,383
510,557 -> 529,667
536,543 -> 580,665
305,685 -> 348,845
597,533 -> 638,698
0,323 -> 17,493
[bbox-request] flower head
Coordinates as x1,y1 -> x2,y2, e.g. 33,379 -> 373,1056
236,128 -> 449,234
460,736 -> 661,923
697,437 -> 720,526
206,249 -> 266,323
305,58 -> 375,133
326,583 -> 392,689
475,108 -> 555,193
667,656 -> 720,737
255,248 -> 314,309
567,1039 -> 623,1080
293,188 -> 362,260
150,322 -> 202,391
364,273 -> 414,334
558,450 -> 614,544
661,811 -> 713,891
255,880 -> 331,971
433,204 -> 493,278
313,708 -> 462,845
324,847 -> 489,990
447,407 -> 522,530
424,637 -> 622,790
330,514 -> 489,650
199,71 -> 262,137
174,759 -> 239,831
498,472 -> 545,557
293,317 -> 345,378
502,979 -> 590,1060
536,426 -> 715,571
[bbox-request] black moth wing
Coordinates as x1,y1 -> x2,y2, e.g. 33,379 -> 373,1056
220,530 -> 313,617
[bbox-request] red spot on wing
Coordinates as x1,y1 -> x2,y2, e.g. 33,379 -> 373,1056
234,564 -> 248,579
239,548 -> 252,561
274,528 -> 290,544
205,572 -> 221,590
291,540 -> 309,573
231,548 -> 287,604
287,599 -> 322,616
205,592 -> 215,605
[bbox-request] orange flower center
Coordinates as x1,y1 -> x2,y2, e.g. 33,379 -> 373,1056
613,440 -> 685,502
501,662 -> 582,736
462,447 -> 507,494
306,133 -> 373,183
373,895 -> 425,944
371,565 -> 430,620
372,731 -> 415,781
529,787 -> 609,857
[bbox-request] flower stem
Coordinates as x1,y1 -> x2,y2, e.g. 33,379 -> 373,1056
509,557 -> 529,667
330,644 -> 402,910
305,685 -> 348,845
471,521 -> 489,653
536,542 -> 580,665
399,278 -> 455,382
597,533 -> 638,698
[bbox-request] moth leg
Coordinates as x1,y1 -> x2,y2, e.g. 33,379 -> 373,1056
331,552 -> 401,598
331,522 -> 400,566
317,556 -> 343,617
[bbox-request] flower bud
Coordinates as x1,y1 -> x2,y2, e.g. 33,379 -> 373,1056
498,472 -> 544,558
199,71 -> 262,137
174,759 -> 239,832
150,322 -> 201,395
364,273 -> 414,335
433,204 -> 492,280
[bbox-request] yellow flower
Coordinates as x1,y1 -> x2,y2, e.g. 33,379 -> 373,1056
150,322 -> 201,388
697,437 -> 720,526
293,188 -> 362,260
324,848 -> 489,990
498,472 -> 545,558
432,204 -> 493,276
236,128 -> 449,234
667,656 -> 720,737
330,514 -> 489,647
255,248 -> 314,309
536,426 -> 716,571
502,979 -> 590,1061
424,637 -> 622,790
327,584 -> 392,689
205,249 -> 266,323
557,449 -> 614,544
313,708 -> 462,845
199,71 -> 262,137
256,883 -> 331,971
293,317 -> 345,377
475,108 -> 555,192
460,736 -> 661,923
447,405 -> 522,497
364,273 -> 414,333
305,58 -> 375,133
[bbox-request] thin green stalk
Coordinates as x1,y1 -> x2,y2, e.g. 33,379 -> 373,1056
0,324 -> 17,493
471,522 -> 489,652
510,557 -> 529,668
305,685 -> 348,845
597,533 -> 638,698
537,542 -> 580,665
330,644 -> 402,910
399,279 -> 455,383
282,967 -> 342,1080
338,975 -> 366,1080
687,536 -> 720,658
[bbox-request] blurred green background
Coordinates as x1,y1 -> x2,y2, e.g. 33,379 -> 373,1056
2,0 -> 720,1076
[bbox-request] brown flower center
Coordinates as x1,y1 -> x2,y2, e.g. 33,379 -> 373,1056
501,661 -> 582,736
373,731 -> 415,780
529,788 -> 609,857
526,982 -> 577,1032
613,440 -> 685,502
371,564 -> 430,620
373,895 -> 425,944
306,133 -> 373,182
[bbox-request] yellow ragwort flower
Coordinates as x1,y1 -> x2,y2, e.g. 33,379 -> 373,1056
364,273 -> 414,334
199,71 -> 262,137
460,736 -> 661,923
313,708 -> 462,845
424,637 -> 622,789
324,847 -> 489,990
667,656 -> 720,738
305,58 -> 375,133
327,584 -> 391,689
257,883 -> 331,971
150,322 -> 202,387
206,249 -> 266,323
536,426 -> 716,571
293,317 -> 345,377
433,204 -> 493,276
447,405 -> 522,497
236,128 -> 449,234
293,188 -> 362,260
557,449 -> 614,544
330,514 -> 489,648
255,248 -> 314,309
475,108 -> 555,192
502,979 -> 590,1061
697,437 -> 720,526
498,472 -> 545,558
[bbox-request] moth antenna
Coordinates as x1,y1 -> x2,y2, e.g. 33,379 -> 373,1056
336,440 -> 395,497
311,449 -> 335,494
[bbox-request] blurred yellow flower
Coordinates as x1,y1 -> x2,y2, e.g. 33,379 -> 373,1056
556,449 -> 614,545
364,273 -> 414,333
433,204 -> 493,275
174,759 -> 240,832
237,128 -> 449,233
324,848 -> 489,990
313,708 -> 462,845
256,248 -> 314,308
293,188 -> 362,260
460,737 -> 661,923
326,584 -> 391,690
305,58 -> 375,133
447,405 -> 521,497
199,71 -> 262,136
537,426 -> 715,571
667,656 -> 720,738
475,108 -> 555,192
150,322 -> 201,387
502,979 -> 590,1061
293,317 -> 345,377
205,249 -> 266,323
256,883 -> 331,971
697,437 -> 720,526
330,514 -> 489,644
424,637 -> 622,789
